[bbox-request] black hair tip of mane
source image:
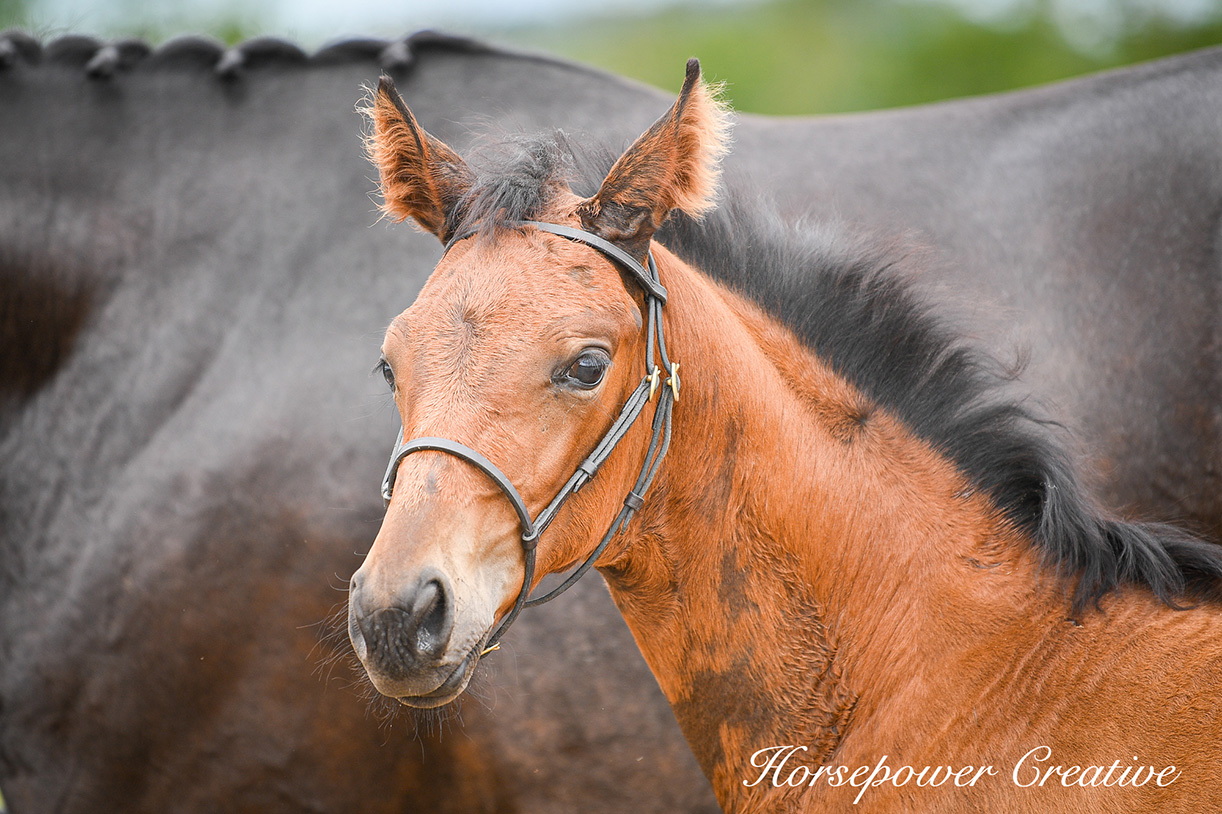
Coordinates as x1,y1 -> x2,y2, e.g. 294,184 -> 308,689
0,29 -> 501,77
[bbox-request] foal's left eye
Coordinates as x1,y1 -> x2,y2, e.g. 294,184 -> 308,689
376,358 -> 395,391
561,349 -> 611,389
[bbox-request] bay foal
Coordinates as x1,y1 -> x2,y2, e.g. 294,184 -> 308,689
347,62 -> 1222,811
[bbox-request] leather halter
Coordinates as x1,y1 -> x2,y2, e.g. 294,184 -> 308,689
380,220 -> 679,651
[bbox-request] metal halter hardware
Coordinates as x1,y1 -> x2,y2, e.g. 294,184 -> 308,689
380,220 -> 679,651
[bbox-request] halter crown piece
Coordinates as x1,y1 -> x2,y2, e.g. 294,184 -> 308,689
380,220 -> 679,652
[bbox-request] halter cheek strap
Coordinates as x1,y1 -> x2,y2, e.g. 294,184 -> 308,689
380,220 -> 678,651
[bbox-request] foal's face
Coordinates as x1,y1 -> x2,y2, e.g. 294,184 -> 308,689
346,58 -> 725,706
348,221 -> 645,706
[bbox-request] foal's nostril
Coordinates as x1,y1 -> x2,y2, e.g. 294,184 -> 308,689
412,578 -> 451,659
351,570 -> 456,676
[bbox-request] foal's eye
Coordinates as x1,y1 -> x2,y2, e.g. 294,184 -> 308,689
561,349 -> 611,389
376,358 -> 395,391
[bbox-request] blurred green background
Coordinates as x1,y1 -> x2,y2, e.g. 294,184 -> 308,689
0,0 -> 1220,112
513,0 -> 1222,112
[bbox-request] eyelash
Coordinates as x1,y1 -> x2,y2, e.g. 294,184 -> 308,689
374,358 -> 395,390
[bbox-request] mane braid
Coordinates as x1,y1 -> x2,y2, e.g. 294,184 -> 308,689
451,131 -> 1222,611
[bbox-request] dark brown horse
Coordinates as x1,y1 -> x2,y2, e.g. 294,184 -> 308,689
3,30 -> 1220,812
355,61 -> 1222,811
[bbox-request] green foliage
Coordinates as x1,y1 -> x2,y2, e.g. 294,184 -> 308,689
0,0 -> 259,45
501,0 -> 1222,113
0,0 -> 27,31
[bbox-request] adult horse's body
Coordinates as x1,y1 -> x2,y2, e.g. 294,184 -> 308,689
1,30 -> 1219,812
355,60 -> 1222,811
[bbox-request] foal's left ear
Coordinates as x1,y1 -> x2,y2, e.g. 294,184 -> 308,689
577,59 -> 731,259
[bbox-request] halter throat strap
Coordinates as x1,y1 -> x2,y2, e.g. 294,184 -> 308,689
381,220 -> 678,651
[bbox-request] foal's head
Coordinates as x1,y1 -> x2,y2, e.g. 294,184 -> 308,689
348,61 -> 729,706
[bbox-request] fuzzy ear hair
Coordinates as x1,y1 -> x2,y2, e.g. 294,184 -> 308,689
577,59 -> 731,258
364,76 -> 474,242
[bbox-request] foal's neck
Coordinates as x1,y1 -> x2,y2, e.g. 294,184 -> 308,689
596,246 -> 1047,808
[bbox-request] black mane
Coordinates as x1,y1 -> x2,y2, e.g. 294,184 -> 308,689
448,132 -> 1222,611
447,133 -> 579,240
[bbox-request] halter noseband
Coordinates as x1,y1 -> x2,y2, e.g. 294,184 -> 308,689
380,220 -> 679,652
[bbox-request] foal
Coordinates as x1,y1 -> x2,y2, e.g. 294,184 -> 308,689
347,61 -> 1222,812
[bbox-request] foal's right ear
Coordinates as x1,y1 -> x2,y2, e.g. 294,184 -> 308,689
364,76 -> 473,242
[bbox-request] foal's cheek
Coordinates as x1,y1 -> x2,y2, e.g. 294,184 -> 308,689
456,521 -> 533,619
